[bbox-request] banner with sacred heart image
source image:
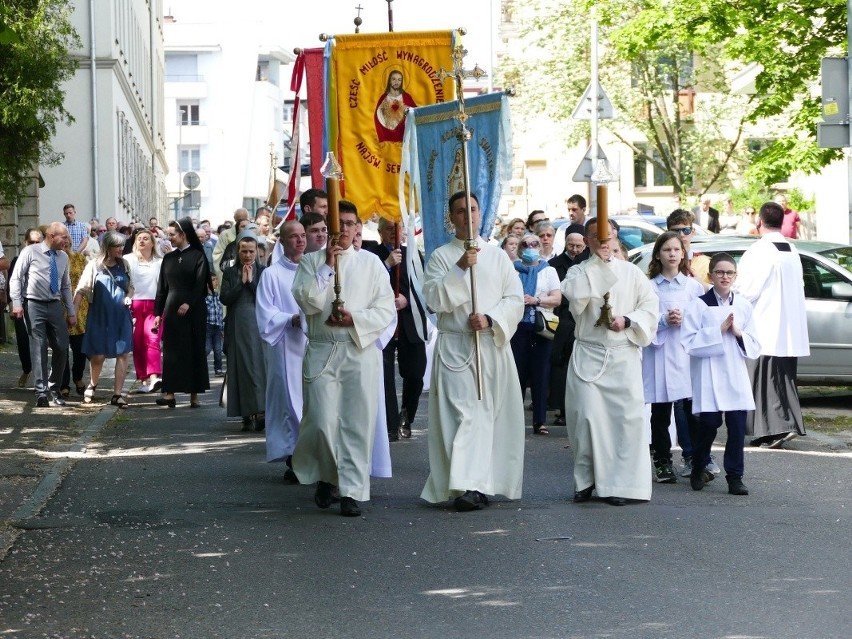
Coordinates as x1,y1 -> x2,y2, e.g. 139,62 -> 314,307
325,31 -> 457,222
400,91 -> 513,261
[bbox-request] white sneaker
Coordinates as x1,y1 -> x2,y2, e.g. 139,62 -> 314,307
137,382 -> 151,394
706,456 -> 722,476
679,458 -> 693,477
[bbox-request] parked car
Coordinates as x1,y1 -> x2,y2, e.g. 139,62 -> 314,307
629,239 -> 852,385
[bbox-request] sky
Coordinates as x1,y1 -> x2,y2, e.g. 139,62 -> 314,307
277,0 -> 497,72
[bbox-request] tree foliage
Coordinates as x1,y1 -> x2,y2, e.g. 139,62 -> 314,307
498,0 -> 846,201
0,1 -> 80,205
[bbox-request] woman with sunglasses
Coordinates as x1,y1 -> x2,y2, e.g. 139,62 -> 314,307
510,233 -> 561,435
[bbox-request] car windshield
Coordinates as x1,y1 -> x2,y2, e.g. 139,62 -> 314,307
818,246 -> 852,274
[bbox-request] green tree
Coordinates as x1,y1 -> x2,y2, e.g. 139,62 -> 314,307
0,1 -> 80,205
498,0 -> 845,201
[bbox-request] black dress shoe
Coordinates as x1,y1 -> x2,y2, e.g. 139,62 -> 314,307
340,497 -> 361,517
553,415 -> 566,426
454,490 -> 487,511
690,471 -> 705,491
283,468 -> 299,484
399,409 -> 411,439
388,430 -> 399,442
241,416 -> 253,432
314,481 -> 334,509
727,476 -> 749,495
605,496 -> 626,506
155,396 -> 176,408
573,485 -> 594,502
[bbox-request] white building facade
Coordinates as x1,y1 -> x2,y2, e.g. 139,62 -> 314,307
39,0 -> 167,227
163,2 -> 294,226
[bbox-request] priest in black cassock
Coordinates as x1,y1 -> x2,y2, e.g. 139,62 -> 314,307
153,217 -> 210,407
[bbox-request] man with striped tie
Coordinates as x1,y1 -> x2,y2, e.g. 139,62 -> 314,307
10,222 -> 77,407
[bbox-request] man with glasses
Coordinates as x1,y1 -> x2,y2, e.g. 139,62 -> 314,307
666,209 -> 710,284
735,201 -> 809,449
9,223 -> 77,407
291,203 -> 395,517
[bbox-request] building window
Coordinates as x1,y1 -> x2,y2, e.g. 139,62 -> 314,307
165,53 -> 200,82
179,146 -> 200,171
256,61 -> 270,82
283,102 -> 294,123
633,143 -> 674,188
177,102 -> 200,126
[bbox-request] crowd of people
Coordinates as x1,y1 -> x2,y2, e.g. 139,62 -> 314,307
2,191 -> 810,516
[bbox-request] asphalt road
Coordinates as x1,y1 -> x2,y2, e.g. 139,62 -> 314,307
1,386 -> 850,639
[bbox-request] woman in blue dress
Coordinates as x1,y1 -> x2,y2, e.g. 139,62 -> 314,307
73,231 -> 134,408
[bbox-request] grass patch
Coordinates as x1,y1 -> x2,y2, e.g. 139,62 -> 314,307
803,414 -> 852,435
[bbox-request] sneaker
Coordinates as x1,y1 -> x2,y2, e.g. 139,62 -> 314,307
36,394 -> 50,408
137,382 -> 151,394
654,463 -> 677,483
50,391 -> 66,407
215,370 -> 224,377
706,456 -> 722,476
679,457 -> 693,478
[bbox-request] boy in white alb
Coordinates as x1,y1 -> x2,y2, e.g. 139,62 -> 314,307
681,253 -> 761,496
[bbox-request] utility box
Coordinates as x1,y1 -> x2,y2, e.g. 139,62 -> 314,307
819,57 -> 850,148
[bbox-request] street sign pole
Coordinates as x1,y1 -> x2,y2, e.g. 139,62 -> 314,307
590,15 -> 599,217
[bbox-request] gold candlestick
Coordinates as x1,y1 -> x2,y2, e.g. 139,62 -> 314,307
594,292 -> 615,328
321,152 -> 345,321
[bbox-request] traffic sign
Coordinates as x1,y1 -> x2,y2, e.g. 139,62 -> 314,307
572,144 -> 609,183
572,82 -> 615,120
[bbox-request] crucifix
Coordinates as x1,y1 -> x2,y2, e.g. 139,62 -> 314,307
437,41 -> 487,400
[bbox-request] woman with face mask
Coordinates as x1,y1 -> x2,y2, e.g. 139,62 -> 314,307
510,234 -> 562,435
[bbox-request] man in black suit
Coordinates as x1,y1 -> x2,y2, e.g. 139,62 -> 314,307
367,217 -> 428,441
694,196 -> 721,233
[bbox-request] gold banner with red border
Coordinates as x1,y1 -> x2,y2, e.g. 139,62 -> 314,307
330,31 -> 456,222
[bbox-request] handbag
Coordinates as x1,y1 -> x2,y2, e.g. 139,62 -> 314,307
534,308 -> 559,340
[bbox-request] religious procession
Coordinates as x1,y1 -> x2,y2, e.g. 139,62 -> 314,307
3,21 -> 824,523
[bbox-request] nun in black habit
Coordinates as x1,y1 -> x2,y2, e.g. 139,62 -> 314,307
153,217 -> 211,407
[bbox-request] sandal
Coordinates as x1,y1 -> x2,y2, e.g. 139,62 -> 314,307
533,423 -> 550,435
110,394 -> 129,409
83,384 -> 97,404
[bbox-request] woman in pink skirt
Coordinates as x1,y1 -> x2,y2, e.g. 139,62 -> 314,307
124,229 -> 163,393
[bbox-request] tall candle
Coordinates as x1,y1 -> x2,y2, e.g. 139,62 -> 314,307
596,183 -> 609,242
326,176 -> 340,235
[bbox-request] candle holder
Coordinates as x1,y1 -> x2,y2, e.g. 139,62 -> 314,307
321,152 -> 345,322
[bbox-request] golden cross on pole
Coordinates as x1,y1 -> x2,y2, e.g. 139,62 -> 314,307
437,41 -> 488,400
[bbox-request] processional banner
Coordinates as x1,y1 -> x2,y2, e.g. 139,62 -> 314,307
325,31 -> 457,222
400,91 -> 512,261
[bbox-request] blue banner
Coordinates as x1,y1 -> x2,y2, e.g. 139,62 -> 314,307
400,92 -> 512,261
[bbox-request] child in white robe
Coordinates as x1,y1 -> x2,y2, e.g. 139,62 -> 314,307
681,253 -> 761,496
643,232 -> 705,483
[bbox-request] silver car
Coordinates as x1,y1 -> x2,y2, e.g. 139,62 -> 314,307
629,239 -> 852,385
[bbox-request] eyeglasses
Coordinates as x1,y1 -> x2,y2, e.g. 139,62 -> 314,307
521,241 -> 541,248
670,226 -> 693,235
712,270 -> 737,277
340,220 -> 358,228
